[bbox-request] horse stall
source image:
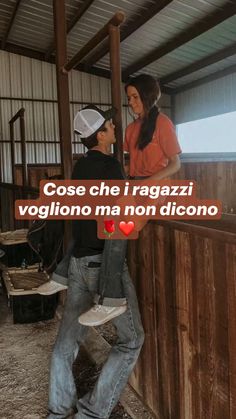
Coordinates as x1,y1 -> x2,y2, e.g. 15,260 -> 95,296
0,1 -> 236,418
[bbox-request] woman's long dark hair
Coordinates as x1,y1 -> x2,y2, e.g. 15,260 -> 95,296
125,74 -> 161,150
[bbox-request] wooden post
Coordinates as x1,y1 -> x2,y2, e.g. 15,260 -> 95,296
53,0 -> 72,285
109,24 -> 123,166
9,122 -> 15,184
53,0 -> 72,180
20,110 -> 28,186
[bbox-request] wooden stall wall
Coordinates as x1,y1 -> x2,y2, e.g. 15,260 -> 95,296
14,164 -> 62,187
13,156 -> 81,187
173,161 -> 236,214
127,218 -> 236,419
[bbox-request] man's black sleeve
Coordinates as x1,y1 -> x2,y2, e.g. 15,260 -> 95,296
71,161 -> 80,180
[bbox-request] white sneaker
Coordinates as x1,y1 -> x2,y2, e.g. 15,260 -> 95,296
78,304 -> 127,326
37,280 -> 68,295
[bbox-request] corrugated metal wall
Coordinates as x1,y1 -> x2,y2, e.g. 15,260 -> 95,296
0,50 -> 171,182
174,72 -> 236,124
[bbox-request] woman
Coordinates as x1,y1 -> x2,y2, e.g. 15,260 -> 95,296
84,77 -> 182,322
124,74 -> 181,181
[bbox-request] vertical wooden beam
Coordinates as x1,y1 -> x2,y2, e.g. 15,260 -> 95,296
46,0 -> 95,59
20,111 -> 28,186
109,24 -> 123,166
53,0 -> 72,180
9,122 -> 15,184
53,0 -> 72,280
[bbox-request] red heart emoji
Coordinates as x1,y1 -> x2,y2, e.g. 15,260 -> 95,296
119,221 -> 135,237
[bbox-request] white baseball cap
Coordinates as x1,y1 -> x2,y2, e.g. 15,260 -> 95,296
74,105 -> 116,138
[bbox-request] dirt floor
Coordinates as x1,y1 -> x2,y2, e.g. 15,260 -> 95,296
0,283 -> 131,419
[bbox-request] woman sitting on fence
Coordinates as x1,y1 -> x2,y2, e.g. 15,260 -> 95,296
37,74 -> 182,326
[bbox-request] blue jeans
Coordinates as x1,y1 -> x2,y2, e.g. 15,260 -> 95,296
47,254 -> 144,419
96,239 -> 127,306
53,240 -> 128,307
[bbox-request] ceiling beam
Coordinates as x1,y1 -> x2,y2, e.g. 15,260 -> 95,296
3,42 -> 55,63
1,0 -> 22,49
172,64 -> 236,95
83,0 -> 174,68
45,0 -> 95,59
123,1 -> 236,79
160,42 -> 236,85
77,62 -> 111,79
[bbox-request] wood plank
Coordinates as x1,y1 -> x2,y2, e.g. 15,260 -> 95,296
153,225 -> 179,419
198,238 -> 217,419
189,234 -> 201,419
226,244 -> 236,419
212,241 -> 229,419
137,223 -> 158,413
175,230 -> 193,419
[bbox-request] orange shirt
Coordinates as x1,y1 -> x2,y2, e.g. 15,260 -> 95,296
124,113 -> 181,177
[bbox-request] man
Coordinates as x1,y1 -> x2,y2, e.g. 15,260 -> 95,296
47,105 -> 144,419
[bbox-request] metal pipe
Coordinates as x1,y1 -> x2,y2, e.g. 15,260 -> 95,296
9,107 -> 25,124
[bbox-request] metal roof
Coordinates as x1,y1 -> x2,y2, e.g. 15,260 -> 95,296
0,0 -> 235,94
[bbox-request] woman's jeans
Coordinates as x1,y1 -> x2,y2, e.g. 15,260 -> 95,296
47,254 -> 144,419
53,239 -> 128,307
96,239 -> 127,306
